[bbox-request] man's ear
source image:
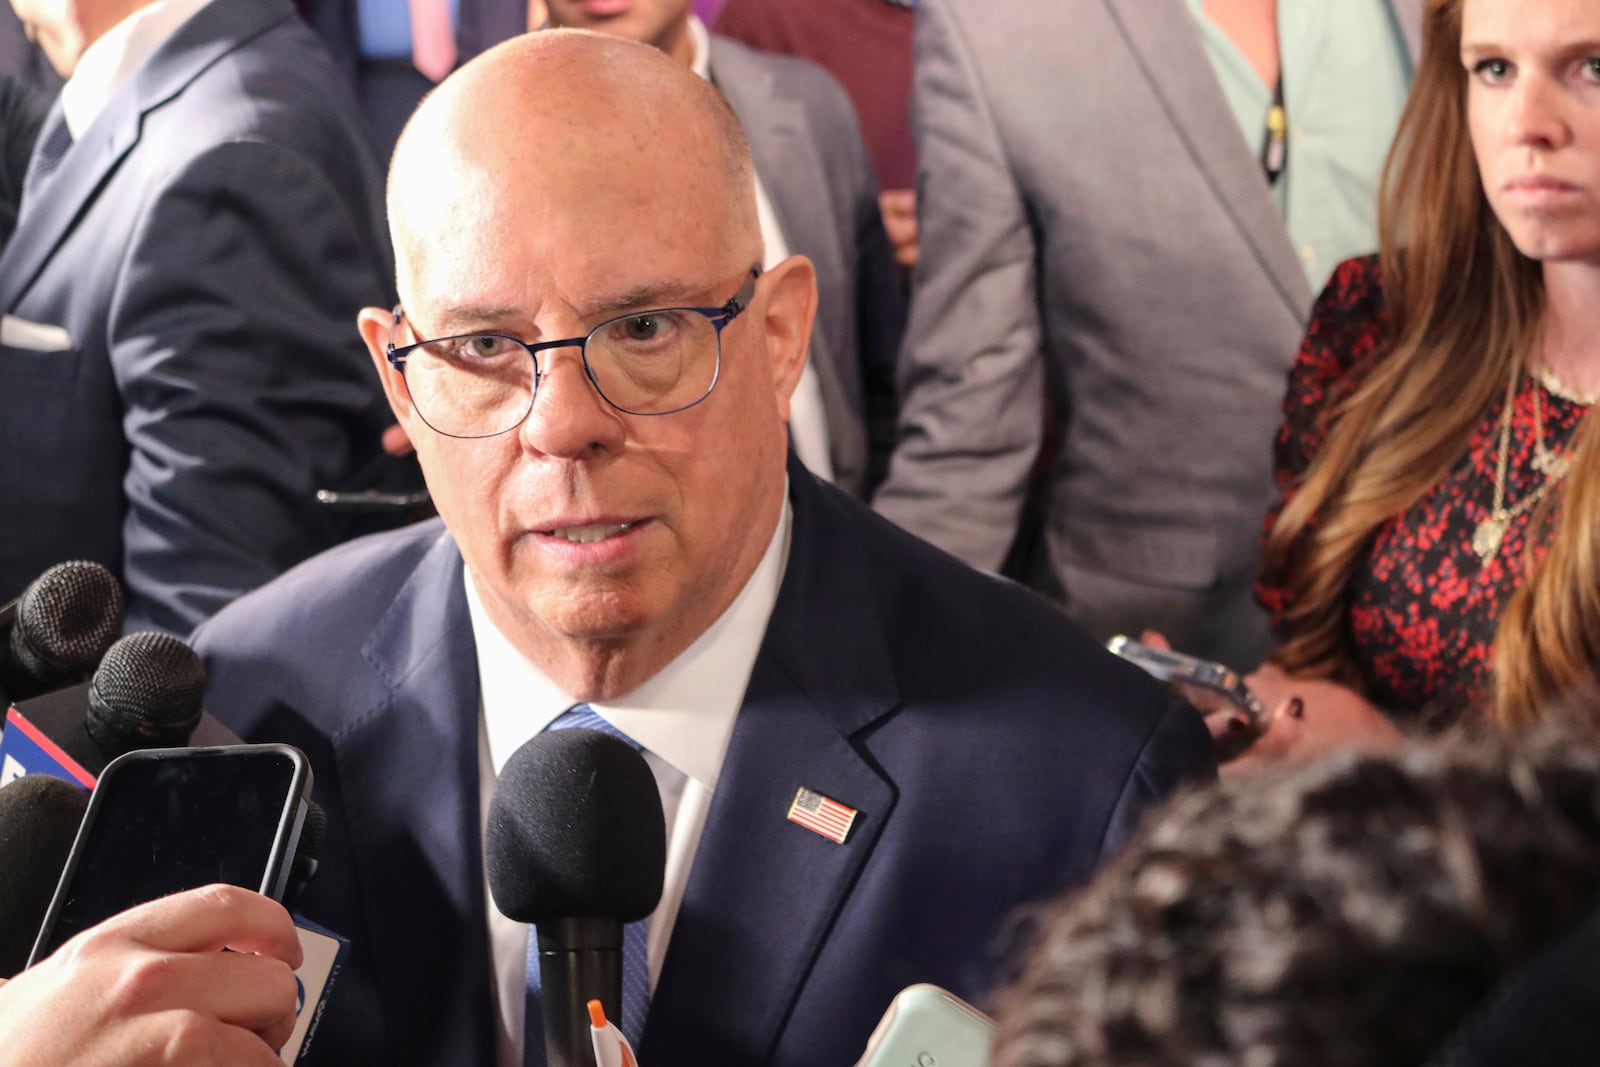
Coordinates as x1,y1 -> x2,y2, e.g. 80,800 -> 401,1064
756,255 -> 819,422
358,306 -> 420,427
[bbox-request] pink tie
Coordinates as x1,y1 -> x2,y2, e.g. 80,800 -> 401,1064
407,0 -> 457,82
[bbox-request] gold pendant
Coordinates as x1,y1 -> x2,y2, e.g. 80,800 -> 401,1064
1533,445 -> 1571,479
1473,515 -> 1507,565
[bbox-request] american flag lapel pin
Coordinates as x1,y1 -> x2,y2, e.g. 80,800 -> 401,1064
787,786 -> 858,845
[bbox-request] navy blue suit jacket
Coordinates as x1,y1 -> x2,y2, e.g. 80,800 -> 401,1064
0,0 -> 393,632
195,459 -> 1213,1065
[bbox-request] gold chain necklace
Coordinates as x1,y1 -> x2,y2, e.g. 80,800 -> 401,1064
1531,361 -> 1600,406
1471,364 -> 1576,566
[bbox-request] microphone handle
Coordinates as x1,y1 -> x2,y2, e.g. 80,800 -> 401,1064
537,917 -> 623,1067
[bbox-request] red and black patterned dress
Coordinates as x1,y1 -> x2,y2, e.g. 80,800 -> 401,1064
1255,256 -> 1587,724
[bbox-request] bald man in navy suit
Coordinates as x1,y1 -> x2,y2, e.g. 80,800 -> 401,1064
194,30 -> 1213,1067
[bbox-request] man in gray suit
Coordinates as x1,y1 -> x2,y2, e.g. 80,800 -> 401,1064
0,0 -> 395,632
874,0 -> 1421,667
542,0 -> 905,498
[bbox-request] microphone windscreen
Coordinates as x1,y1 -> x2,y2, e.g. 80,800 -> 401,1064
487,728 -> 665,924
84,632 -> 206,756
4,561 -> 124,701
284,799 -> 326,912
298,800 -> 327,868
0,774 -> 88,976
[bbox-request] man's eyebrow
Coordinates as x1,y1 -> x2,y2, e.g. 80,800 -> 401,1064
414,303 -> 525,333
587,282 -> 703,317
412,282 -> 710,334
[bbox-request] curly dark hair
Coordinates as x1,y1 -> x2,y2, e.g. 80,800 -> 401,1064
991,729 -> 1600,1067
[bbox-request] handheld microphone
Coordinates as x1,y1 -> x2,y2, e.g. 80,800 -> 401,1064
0,631 -> 222,788
284,799 -> 326,912
0,561 -> 123,708
487,728 -> 666,1067
0,774 -> 89,977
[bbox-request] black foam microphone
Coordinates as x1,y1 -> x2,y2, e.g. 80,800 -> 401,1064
284,799 -> 327,912
0,561 -> 124,707
487,728 -> 666,1067
0,632 -> 233,787
0,774 -> 89,977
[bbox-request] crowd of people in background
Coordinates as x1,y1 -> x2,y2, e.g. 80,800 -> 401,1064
3,0 -> 1600,1062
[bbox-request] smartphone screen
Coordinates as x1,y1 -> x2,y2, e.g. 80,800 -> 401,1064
30,744 -> 309,963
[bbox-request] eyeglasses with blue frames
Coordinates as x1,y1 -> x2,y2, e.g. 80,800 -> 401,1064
386,265 -> 763,439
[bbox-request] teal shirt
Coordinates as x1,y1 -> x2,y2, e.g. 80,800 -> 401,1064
1188,0 -> 1412,292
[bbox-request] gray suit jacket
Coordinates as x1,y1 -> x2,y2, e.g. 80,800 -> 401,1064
711,36 -> 905,498
873,0 -> 1420,664
0,0 -> 394,633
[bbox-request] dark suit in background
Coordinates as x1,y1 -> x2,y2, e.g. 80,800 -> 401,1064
302,0 -> 527,158
195,458 -> 1214,1066
712,35 -> 904,497
0,0 -> 394,632
0,4 -> 58,93
0,75 -> 45,250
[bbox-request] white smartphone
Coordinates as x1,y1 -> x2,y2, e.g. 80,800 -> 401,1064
854,983 -> 994,1067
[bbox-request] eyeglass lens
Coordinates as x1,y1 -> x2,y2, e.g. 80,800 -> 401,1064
402,307 -> 722,437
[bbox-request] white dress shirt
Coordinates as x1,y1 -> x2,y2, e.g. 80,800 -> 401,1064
60,0 -> 215,137
472,491 -> 793,1067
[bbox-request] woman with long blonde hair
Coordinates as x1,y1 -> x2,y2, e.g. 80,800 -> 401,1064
1212,0 -> 1600,763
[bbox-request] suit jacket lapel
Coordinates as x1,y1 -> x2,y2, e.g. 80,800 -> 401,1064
643,461 -> 899,1063
339,528 -> 496,1064
0,0 -> 292,311
1102,0 -> 1310,317
0,90 -> 139,310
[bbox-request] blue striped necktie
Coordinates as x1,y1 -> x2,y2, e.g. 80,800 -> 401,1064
524,704 -> 652,1065
22,103 -> 72,206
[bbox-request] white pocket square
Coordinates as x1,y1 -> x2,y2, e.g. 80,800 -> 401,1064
1,314 -> 73,352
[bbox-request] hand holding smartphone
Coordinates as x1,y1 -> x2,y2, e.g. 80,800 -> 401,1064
1106,636 -> 1268,761
29,743 -> 312,966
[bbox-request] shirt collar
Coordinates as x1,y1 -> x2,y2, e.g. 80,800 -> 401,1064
686,14 -> 710,82
472,481 -> 791,790
61,0 -> 214,138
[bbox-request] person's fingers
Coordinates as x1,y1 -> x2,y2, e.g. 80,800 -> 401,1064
879,188 -> 915,215
132,1008 -> 294,1067
102,885 -> 302,968
205,951 -> 301,1038
78,935 -> 297,1035
1137,629 -> 1170,650
1205,710 -> 1253,740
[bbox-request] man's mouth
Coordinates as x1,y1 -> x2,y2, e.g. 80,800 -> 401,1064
545,522 -> 636,544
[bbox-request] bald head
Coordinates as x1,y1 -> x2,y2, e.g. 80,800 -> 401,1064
358,30 -> 819,702
387,31 -> 759,303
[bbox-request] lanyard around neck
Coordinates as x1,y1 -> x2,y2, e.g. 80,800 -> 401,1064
1261,74 -> 1287,186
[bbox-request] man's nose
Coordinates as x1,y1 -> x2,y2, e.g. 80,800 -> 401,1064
518,347 -> 627,459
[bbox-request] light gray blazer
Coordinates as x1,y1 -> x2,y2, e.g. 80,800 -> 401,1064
873,0 -> 1421,664
710,35 -> 906,499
